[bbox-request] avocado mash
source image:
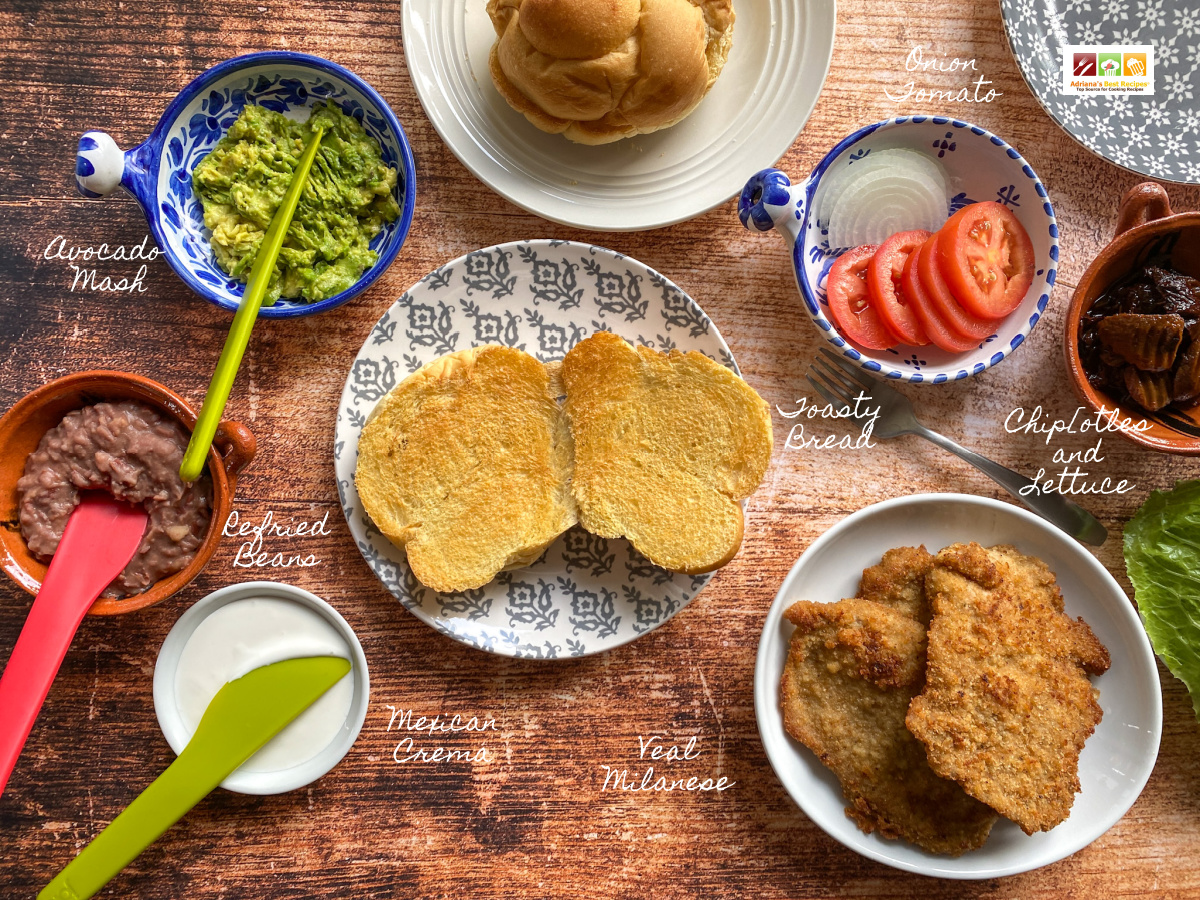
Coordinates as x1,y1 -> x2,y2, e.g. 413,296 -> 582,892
192,101 -> 400,304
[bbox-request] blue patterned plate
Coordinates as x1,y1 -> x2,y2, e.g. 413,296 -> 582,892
74,52 -> 417,318
334,241 -> 739,658
738,117 -> 1058,383
1001,0 -> 1200,184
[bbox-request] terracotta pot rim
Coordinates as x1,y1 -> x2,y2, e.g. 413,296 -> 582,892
1064,203 -> 1200,456
0,370 -> 255,615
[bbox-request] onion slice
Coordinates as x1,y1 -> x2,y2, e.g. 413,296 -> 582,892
817,149 -> 949,249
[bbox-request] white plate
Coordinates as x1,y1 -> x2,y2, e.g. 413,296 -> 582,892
753,493 -> 1162,878
401,0 -> 836,231
335,240 -> 741,658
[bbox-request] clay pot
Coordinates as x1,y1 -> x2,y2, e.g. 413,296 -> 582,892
1065,182 -> 1200,455
0,371 -> 256,614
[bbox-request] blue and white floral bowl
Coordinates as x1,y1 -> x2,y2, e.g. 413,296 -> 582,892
75,52 -> 416,318
738,117 -> 1058,383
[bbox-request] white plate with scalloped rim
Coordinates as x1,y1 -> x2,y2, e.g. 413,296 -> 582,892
754,493 -> 1161,878
401,0 -> 836,231
335,240 -> 747,659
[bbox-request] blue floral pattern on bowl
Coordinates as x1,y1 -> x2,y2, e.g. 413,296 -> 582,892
334,241 -> 739,659
75,52 -> 416,318
738,117 -> 1058,384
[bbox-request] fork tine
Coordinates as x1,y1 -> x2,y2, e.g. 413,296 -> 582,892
805,374 -> 847,410
818,347 -> 879,391
807,369 -> 855,407
813,358 -> 863,397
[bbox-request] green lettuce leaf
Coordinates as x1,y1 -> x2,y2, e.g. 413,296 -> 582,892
1124,479 -> 1200,721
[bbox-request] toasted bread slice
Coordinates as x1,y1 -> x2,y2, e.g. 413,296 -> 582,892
355,345 -> 576,593
560,331 -> 772,573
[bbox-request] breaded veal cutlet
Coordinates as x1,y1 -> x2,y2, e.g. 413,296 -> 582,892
906,542 -> 1111,835
780,596 -> 997,855
856,545 -> 935,627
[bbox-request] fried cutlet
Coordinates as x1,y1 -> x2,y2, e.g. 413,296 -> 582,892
780,598 -> 998,855
906,543 -> 1110,835
856,545 -> 935,626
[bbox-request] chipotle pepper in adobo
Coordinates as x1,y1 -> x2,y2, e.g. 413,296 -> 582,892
1080,265 -> 1200,413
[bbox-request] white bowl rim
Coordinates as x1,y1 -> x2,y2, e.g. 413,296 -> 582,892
753,491 -> 1162,879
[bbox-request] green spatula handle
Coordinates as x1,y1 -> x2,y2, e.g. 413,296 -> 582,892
178,126 -> 325,483
40,655 -> 350,900
40,748 -> 223,900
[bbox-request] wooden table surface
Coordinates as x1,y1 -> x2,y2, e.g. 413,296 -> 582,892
2,0 -> 1199,897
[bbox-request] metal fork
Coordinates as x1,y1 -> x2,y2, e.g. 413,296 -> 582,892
807,348 -> 1108,546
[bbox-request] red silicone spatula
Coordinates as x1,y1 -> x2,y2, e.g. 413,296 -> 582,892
0,492 -> 147,797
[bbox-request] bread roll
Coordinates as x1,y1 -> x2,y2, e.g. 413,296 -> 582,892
486,0 -> 735,145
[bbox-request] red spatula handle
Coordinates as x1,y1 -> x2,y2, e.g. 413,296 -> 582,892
0,494 -> 147,797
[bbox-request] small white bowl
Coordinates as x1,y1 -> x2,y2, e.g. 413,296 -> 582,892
754,493 -> 1161,878
153,580 -> 369,795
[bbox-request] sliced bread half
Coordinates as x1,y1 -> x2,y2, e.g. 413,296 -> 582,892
355,345 -> 576,593
560,331 -> 772,573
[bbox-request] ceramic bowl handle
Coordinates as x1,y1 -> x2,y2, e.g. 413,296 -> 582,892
738,168 -> 797,233
75,131 -> 126,198
213,420 -> 257,485
1115,182 -> 1172,236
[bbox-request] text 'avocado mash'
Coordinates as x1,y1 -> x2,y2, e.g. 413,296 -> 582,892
192,101 -> 400,304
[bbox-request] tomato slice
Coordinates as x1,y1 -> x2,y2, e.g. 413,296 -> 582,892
902,238 -> 980,353
867,230 -> 931,346
824,245 -> 898,350
917,236 -> 995,342
935,201 -> 1035,321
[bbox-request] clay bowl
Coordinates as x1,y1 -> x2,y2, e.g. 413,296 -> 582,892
0,371 -> 255,614
1065,182 -> 1200,455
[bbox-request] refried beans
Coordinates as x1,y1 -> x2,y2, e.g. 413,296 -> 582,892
17,401 -> 213,599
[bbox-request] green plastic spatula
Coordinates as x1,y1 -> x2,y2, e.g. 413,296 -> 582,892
178,126 -> 326,483
39,655 -> 350,900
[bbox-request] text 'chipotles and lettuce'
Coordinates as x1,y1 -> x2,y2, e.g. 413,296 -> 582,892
192,101 -> 400,305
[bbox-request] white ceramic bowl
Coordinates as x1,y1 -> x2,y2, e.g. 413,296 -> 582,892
401,0 -> 835,231
754,493 -> 1161,878
153,580 -> 370,795
739,117 -> 1059,383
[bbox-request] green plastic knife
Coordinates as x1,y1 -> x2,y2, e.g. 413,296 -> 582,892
40,655 -> 351,900
179,125 -> 326,483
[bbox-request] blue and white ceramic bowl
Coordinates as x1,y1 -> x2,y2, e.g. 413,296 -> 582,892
75,52 -> 417,318
738,117 -> 1058,383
